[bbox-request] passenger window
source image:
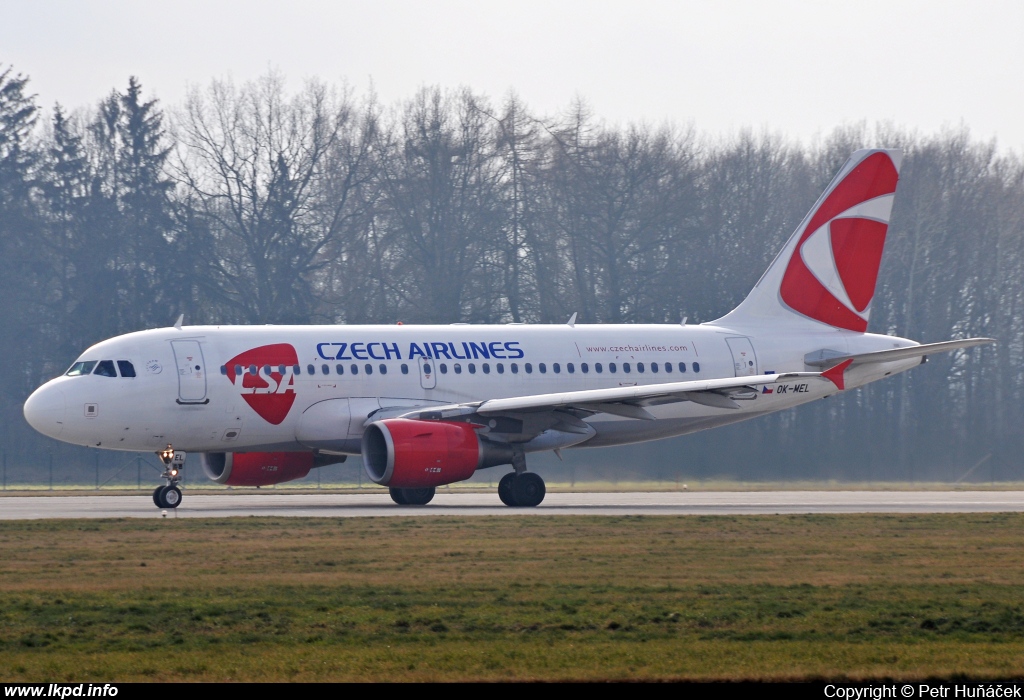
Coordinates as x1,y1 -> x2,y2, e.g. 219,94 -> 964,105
66,361 -> 97,377
469,364 -> 477,374
650,362 -> 658,373
553,363 -> 561,374
609,363 -> 617,373
454,363 -> 462,374
116,361 -> 137,377
581,363 -> 589,374
265,365 -> 273,375
251,365 -> 259,375
679,362 -> 687,373
539,363 -> 547,374
401,364 -> 409,375
497,363 -> 505,374
439,363 -> 448,374
595,363 -> 603,373
525,363 -> 533,374
219,365 -> 227,376
293,365 -> 301,375
637,363 -> 645,373
379,364 -> 387,375
93,360 -> 117,378
322,364 -> 329,375
511,363 -> 519,374
623,363 -> 631,374
336,364 -> 344,375
483,363 -> 490,374
351,364 -> 359,375
693,362 -> 701,373
567,363 -> 575,374
306,364 -> 315,375
665,362 -> 672,373
365,364 -> 373,375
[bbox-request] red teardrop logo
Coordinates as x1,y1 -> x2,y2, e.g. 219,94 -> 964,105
224,344 -> 298,425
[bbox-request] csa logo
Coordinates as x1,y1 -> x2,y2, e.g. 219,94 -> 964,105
224,344 -> 298,425
779,151 -> 899,333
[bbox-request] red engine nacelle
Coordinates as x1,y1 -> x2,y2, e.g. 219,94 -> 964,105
362,419 -> 514,488
199,451 -> 315,486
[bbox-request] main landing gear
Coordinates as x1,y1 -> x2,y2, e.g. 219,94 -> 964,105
389,487 -> 436,506
497,472 -> 546,507
153,444 -> 185,509
496,447 -> 545,507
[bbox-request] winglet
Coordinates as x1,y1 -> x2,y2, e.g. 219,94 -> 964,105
173,314 -> 184,330
822,359 -> 854,390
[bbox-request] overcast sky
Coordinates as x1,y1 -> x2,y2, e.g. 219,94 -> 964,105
3,0 -> 1022,151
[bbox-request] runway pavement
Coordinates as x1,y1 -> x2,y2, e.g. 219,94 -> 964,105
1,490 -> 1023,519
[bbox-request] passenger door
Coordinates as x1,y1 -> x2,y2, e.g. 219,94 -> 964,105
171,339 -> 209,403
726,337 -> 758,377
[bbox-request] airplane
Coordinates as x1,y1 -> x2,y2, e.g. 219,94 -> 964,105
23,148 -> 993,509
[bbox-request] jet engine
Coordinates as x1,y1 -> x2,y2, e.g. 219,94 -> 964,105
362,418 -> 514,488
200,451 -> 317,486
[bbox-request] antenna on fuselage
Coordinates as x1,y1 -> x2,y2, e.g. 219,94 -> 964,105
680,316 -> 688,326
173,314 -> 184,330
567,312 -> 577,328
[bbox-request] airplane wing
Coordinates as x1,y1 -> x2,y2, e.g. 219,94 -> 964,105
804,338 -> 995,368
391,371 -> 824,423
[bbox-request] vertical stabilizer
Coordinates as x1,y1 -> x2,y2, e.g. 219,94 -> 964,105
713,149 -> 903,332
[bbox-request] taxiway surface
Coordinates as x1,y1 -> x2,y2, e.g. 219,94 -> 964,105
1,490 -> 1023,520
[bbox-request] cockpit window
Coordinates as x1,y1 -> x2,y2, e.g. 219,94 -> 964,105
66,361 -> 97,376
93,360 -> 117,377
117,360 -> 137,378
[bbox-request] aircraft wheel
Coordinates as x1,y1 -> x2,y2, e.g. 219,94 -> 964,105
498,473 -> 518,506
512,473 -> 545,507
389,487 -> 408,505
161,485 -> 182,509
153,485 -> 165,508
401,487 -> 435,506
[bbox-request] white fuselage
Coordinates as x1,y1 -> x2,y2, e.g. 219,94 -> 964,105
24,321 -> 920,455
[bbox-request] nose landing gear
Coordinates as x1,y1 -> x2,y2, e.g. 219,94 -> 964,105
153,445 -> 185,509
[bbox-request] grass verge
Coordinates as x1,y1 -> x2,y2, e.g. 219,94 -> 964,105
1,513 -> 1023,681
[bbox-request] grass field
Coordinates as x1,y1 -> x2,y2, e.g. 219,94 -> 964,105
1,513 -> 1023,681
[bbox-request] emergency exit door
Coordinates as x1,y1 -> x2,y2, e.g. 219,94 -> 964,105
418,357 -> 436,389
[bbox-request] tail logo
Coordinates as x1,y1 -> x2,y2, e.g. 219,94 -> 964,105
779,152 -> 899,332
224,344 -> 299,425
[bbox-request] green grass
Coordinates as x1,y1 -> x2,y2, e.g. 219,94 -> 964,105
1,514 -> 1023,680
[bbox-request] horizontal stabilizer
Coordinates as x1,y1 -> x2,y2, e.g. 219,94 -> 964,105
804,338 -> 995,368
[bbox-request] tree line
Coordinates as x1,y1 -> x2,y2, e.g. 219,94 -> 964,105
1,64 -> 1021,482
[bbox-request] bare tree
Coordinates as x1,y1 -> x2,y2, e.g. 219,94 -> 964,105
173,73 -> 375,323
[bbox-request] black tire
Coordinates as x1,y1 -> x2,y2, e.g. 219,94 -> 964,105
162,485 -> 182,509
498,473 -> 518,507
512,472 -> 545,507
402,487 -> 435,506
389,487 -> 408,505
153,485 -> 165,508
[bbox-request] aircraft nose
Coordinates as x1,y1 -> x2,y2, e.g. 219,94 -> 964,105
24,383 -> 66,438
